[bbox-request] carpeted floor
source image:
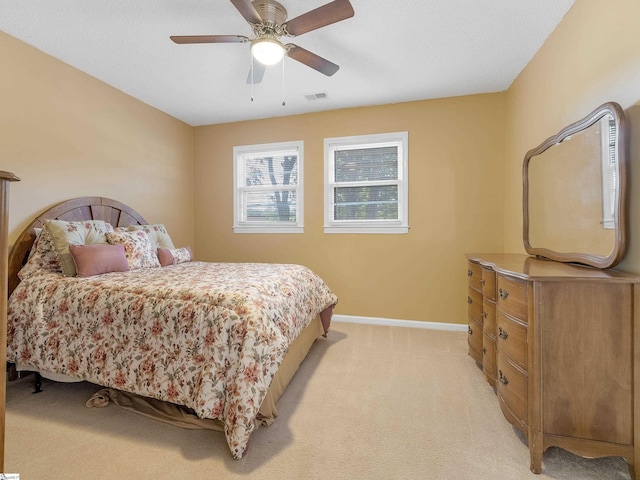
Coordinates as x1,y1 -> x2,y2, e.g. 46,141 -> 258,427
4,322 -> 632,479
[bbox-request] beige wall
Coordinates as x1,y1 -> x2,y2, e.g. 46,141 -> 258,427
0,32 -> 195,249
194,95 -> 505,323
504,0 -> 640,275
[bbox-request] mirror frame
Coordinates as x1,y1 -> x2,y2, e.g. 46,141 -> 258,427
522,101 -> 627,269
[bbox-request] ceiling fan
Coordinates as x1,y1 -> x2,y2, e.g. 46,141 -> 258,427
170,0 -> 355,84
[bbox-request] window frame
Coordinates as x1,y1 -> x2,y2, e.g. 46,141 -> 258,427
324,131 -> 409,234
233,140 -> 304,234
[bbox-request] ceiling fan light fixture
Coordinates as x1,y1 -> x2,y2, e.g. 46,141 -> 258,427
251,38 -> 285,65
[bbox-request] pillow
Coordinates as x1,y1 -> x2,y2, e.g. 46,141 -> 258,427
43,219 -> 114,276
17,228 -> 62,279
157,247 -> 193,267
69,244 -> 130,277
106,230 -> 161,270
128,224 -> 175,250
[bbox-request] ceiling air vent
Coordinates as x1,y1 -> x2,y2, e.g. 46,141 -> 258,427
304,92 -> 329,101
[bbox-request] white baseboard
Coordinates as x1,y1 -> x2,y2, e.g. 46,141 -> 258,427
332,314 -> 467,332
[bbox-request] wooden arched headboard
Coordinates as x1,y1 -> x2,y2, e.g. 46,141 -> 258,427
8,197 -> 147,296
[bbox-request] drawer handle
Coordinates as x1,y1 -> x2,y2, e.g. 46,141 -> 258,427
498,288 -> 509,300
498,327 -> 509,340
468,326 -> 473,335
499,370 -> 509,385
467,296 -> 473,304
480,279 -> 486,286
482,310 -> 487,319
468,269 -> 473,277
482,346 -> 487,354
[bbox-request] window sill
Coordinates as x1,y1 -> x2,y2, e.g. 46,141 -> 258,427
324,225 -> 409,234
234,226 -> 304,234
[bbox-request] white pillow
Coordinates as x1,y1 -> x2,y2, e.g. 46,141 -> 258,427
128,224 -> 175,250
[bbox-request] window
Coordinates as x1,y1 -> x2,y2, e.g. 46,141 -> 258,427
600,115 -> 617,230
233,141 -> 303,233
324,132 -> 408,234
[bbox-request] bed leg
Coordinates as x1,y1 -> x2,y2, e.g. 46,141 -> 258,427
33,372 -> 43,394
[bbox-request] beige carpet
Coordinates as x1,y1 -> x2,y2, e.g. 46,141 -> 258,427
5,322 -> 632,479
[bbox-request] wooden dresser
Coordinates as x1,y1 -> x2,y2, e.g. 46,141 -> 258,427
466,253 -> 640,478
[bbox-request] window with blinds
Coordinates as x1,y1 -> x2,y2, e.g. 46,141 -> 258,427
601,116 -> 617,229
324,132 -> 408,234
233,141 -> 304,233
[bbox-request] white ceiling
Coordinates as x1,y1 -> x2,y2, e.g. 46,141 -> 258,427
0,0 -> 574,127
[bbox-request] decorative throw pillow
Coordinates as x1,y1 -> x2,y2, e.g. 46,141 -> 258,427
43,219 -> 114,276
69,244 -> 130,277
17,227 -> 62,279
128,224 -> 175,250
106,230 -> 161,270
157,246 -> 193,267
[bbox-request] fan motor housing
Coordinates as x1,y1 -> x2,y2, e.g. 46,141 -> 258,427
252,0 -> 287,26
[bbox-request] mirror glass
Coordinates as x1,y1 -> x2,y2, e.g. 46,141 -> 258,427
523,102 -> 627,269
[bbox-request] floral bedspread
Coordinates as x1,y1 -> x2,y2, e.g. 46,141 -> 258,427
7,261 -> 337,459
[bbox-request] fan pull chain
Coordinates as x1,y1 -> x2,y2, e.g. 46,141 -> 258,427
250,54 -> 255,102
281,58 -> 286,107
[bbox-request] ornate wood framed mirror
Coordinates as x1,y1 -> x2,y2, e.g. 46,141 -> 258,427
523,102 -> 627,269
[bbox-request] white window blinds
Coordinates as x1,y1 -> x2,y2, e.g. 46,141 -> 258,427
601,116 -> 617,229
333,146 -> 400,221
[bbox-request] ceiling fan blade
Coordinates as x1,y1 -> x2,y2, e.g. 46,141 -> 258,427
247,62 -> 266,84
170,35 -> 249,44
286,44 -> 339,76
283,0 -> 354,36
230,0 -> 263,25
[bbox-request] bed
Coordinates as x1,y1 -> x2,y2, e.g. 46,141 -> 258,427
6,197 -> 337,459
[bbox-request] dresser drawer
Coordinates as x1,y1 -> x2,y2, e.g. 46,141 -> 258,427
496,310 -> 528,370
482,332 -> 497,385
497,275 -> 528,322
468,317 -> 483,363
497,352 -> 528,427
481,267 -> 496,301
498,390 -> 528,437
467,261 -> 482,291
482,298 -> 496,337
467,287 -> 483,323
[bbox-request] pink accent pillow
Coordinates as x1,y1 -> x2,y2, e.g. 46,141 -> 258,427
69,244 -> 130,277
157,247 -> 193,267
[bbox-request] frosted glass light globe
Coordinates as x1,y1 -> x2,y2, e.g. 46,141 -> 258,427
251,39 -> 285,65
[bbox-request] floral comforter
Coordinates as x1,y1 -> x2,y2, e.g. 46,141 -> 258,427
7,261 -> 337,459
